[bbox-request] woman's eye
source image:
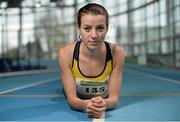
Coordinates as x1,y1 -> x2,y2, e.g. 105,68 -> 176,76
84,28 -> 91,32
97,27 -> 104,32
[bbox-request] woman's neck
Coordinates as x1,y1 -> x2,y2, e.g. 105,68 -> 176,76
81,42 -> 105,58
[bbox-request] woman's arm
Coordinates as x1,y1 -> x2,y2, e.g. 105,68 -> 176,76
58,45 -> 89,111
105,44 -> 125,109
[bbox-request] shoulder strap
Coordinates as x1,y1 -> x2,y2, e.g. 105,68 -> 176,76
72,41 -> 81,66
104,41 -> 112,61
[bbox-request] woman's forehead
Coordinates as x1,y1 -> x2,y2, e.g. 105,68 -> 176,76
81,14 -> 106,26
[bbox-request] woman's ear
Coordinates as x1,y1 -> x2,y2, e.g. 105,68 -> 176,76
76,26 -> 82,40
106,26 -> 109,33
76,26 -> 80,34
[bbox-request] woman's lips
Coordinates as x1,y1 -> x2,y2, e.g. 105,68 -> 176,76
88,41 -> 98,46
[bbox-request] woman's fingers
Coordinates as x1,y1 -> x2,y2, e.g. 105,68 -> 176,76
86,108 -> 104,118
85,97 -> 106,118
91,96 -> 103,103
86,104 -> 106,118
89,104 -> 106,112
91,97 -> 106,110
92,100 -> 106,108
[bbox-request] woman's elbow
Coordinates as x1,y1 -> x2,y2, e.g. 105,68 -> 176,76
67,97 -> 83,111
106,96 -> 119,110
67,97 -> 75,108
112,96 -> 119,107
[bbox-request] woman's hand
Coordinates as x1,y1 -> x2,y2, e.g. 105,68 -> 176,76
85,96 -> 106,118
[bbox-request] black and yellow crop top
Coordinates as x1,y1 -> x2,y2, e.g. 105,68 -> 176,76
72,41 -> 113,99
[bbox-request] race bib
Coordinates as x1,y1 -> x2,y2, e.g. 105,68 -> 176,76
76,77 -> 109,96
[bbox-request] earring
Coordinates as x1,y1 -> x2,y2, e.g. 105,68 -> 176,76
79,35 -> 82,41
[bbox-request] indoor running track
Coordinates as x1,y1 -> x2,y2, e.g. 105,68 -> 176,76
0,63 -> 180,121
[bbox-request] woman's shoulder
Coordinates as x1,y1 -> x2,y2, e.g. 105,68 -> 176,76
107,42 -> 125,55
58,41 -> 77,54
107,42 -> 125,67
58,41 -> 78,62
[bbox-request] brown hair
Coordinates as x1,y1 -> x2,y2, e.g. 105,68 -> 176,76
77,3 -> 109,28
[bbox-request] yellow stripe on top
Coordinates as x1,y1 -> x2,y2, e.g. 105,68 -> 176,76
72,59 -> 112,81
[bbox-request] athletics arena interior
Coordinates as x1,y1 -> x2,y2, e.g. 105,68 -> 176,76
0,0 -> 180,121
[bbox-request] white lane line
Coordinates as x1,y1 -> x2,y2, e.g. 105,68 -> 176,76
122,92 -> 180,96
1,92 -> 180,98
93,112 -> 105,122
93,112 -> 106,122
0,94 -> 65,98
126,68 -> 180,85
0,68 -> 58,78
0,77 -> 59,95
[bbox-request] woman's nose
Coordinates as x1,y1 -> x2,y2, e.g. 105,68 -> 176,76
91,29 -> 98,38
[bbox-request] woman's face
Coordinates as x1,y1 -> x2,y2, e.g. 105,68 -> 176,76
78,14 -> 108,50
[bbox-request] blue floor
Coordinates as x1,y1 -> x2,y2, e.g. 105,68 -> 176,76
0,62 -> 180,121
0,97 -> 90,121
